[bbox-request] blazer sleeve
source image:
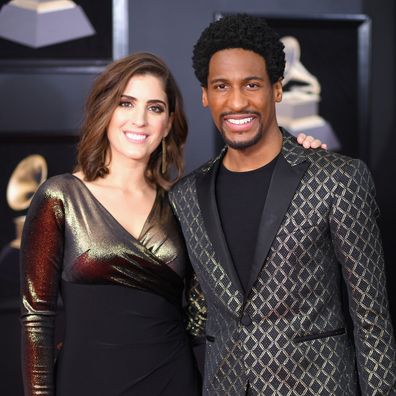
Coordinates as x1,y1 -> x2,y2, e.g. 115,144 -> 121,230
20,182 -> 65,396
168,185 -> 207,342
329,158 -> 396,395
185,270 -> 207,344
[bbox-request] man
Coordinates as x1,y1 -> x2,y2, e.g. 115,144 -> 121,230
169,14 -> 396,395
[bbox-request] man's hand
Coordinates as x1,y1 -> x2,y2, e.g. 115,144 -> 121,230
297,133 -> 327,149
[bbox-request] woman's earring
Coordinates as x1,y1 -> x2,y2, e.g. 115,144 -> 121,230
161,138 -> 167,174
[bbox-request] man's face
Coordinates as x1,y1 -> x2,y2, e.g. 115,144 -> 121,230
202,48 -> 282,151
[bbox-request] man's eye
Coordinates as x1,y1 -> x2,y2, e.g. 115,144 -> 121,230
247,83 -> 259,88
215,83 -> 227,90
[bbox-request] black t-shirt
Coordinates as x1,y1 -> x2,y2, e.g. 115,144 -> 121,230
215,156 -> 278,292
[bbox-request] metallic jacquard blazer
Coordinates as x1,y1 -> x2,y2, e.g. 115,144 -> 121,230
169,133 -> 396,396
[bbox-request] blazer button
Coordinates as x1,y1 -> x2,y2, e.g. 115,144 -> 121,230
240,313 -> 252,326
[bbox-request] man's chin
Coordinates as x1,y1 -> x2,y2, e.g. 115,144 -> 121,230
220,131 -> 263,150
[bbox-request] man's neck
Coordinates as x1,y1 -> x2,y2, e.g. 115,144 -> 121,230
222,127 -> 283,172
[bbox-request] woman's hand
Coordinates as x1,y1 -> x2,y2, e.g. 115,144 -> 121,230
297,133 -> 327,149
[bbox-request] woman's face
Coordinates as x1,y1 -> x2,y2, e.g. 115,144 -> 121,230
107,74 -> 172,167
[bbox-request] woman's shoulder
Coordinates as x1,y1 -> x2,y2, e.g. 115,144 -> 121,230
33,173 -> 77,201
39,172 -> 75,190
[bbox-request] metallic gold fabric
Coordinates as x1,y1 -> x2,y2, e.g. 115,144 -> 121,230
20,174 -> 188,396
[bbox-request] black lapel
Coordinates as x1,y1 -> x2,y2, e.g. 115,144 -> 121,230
245,153 -> 309,297
196,154 -> 244,294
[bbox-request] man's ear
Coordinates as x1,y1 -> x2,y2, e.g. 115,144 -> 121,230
273,80 -> 283,103
201,87 -> 208,107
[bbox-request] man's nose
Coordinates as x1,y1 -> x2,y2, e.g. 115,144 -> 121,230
228,88 -> 248,110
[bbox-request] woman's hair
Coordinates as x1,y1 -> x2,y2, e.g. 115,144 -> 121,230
192,14 -> 285,87
75,52 -> 187,190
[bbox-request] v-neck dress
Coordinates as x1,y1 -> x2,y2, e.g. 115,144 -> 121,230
20,174 -> 200,396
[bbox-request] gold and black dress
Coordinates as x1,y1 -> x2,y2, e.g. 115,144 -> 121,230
20,174 -> 200,396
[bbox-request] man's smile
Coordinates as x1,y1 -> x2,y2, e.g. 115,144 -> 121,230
222,114 -> 257,132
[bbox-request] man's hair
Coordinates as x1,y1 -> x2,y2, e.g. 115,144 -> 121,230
192,14 -> 285,87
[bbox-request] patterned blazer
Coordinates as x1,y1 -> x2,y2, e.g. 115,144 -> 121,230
169,133 -> 396,396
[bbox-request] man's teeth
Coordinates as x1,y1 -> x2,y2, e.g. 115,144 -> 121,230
227,117 -> 253,125
125,132 -> 146,140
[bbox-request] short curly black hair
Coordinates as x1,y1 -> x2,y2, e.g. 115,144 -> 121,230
192,14 -> 285,87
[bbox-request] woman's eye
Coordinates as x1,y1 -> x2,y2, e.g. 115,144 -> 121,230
149,105 -> 164,113
119,101 -> 132,108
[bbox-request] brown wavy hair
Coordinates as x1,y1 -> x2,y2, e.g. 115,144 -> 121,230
75,52 -> 188,190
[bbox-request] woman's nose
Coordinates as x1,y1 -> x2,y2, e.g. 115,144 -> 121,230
131,106 -> 147,126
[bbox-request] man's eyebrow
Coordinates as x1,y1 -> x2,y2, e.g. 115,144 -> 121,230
208,76 -> 265,84
243,76 -> 265,81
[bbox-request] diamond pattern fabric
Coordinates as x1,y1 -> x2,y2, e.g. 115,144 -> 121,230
170,133 -> 396,395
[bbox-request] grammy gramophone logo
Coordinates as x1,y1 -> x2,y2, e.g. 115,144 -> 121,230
6,154 -> 47,249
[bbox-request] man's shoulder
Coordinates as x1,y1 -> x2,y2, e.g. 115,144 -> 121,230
283,131 -> 365,173
304,145 -> 366,172
302,146 -> 371,186
171,156 -> 218,193
283,133 -> 370,184
306,147 -> 352,164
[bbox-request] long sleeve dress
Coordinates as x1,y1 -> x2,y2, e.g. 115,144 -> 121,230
20,174 -> 201,396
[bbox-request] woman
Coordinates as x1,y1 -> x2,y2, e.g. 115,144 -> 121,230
20,52 -> 323,396
20,52 -> 200,396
